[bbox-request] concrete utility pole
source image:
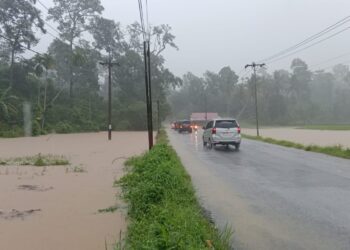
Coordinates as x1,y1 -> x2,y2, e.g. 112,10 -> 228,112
143,40 -> 153,149
245,62 -> 265,137
157,100 -> 160,133
100,58 -> 119,141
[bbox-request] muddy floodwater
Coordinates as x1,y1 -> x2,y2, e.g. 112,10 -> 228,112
0,132 -> 148,250
243,127 -> 350,148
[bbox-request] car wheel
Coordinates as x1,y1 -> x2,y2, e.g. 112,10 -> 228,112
235,143 -> 240,151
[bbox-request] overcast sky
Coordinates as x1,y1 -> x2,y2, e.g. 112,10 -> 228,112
33,0 -> 350,77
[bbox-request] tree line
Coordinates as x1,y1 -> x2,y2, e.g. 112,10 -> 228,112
0,0 -> 180,137
170,58 -> 350,125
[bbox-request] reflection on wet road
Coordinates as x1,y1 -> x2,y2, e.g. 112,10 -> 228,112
167,129 -> 350,250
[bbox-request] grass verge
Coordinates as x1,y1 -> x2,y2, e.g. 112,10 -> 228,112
116,130 -> 232,249
243,134 -> 350,159
0,154 -> 70,166
297,125 -> 350,131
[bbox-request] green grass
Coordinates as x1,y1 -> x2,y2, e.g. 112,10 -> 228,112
0,154 -> 70,166
116,130 -> 232,249
243,134 -> 350,159
297,125 -> 350,131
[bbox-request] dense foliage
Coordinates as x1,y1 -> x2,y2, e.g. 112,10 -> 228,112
0,0 -> 179,137
170,59 -> 350,125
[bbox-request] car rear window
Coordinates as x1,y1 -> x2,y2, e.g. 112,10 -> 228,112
215,120 -> 238,128
182,121 -> 191,124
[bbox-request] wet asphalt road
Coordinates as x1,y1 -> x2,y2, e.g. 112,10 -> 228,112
167,129 -> 350,250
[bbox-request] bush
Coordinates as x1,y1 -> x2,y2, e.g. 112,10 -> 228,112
54,121 -> 74,134
0,124 -> 23,137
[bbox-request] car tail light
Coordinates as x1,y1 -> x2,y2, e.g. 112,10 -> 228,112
211,127 -> 216,134
237,127 -> 241,134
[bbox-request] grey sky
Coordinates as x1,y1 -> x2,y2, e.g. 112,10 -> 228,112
33,0 -> 350,77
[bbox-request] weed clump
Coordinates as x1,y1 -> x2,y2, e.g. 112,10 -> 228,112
98,206 -> 118,213
0,154 -> 70,166
34,154 -> 45,166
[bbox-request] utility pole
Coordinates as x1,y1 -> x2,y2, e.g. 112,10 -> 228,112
100,57 -> 119,141
157,100 -> 160,133
203,87 -> 207,121
245,62 -> 265,137
143,40 -> 153,149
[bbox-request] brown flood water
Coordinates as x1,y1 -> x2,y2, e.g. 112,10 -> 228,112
0,132 -> 148,250
243,127 -> 350,148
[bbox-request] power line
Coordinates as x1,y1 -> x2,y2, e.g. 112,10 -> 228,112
43,20 -> 61,35
258,15 -> 350,63
35,0 -> 81,48
267,26 -> 350,64
314,59 -> 350,72
309,51 -> 350,69
37,0 -> 49,11
239,68 -> 252,79
236,68 -> 246,77
0,34 -> 43,56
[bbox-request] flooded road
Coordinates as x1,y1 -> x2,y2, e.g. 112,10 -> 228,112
167,129 -> 350,250
0,132 -> 148,250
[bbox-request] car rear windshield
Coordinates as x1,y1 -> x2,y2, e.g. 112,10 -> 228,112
182,121 -> 191,124
215,120 -> 238,128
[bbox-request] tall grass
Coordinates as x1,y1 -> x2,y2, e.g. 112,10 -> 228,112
0,154 -> 69,166
116,131 -> 232,249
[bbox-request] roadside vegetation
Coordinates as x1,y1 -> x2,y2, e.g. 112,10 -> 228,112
243,134 -> 350,159
298,125 -> 350,131
0,154 -> 69,166
117,130 -> 232,249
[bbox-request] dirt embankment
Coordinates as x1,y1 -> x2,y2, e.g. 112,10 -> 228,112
0,132 -> 148,250
243,127 -> 350,148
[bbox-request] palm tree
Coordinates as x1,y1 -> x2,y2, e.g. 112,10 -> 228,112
0,87 -> 18,120
33,53 -> 54,130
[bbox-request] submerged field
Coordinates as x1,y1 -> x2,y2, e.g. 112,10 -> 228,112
243,127 -> 350,148
298,125 -> 350,131
0,132 -> 148,250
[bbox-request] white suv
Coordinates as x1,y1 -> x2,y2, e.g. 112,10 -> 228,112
202,118 -> 241,150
